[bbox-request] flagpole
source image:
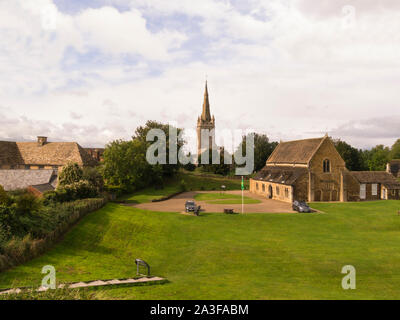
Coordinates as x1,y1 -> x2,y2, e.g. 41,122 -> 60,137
241,176 -> 244,214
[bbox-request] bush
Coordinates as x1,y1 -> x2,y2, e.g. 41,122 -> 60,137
0,198 -> 106,272
82,167 -> 104,192
180,179 -> 188,192
58,163 -> 83,186
0,185 -> 11,206
15,193 -> 42,216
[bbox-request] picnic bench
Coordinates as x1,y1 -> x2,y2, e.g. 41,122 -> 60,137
224,208 -> 235,214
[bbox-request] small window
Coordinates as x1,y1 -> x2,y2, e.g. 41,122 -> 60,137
372,184 -> 378,196
262,184 -> 265,192
323,159 -> 331,173
256,183 -> 259,190
276,186 -> 280,195
285,188 -> 289,198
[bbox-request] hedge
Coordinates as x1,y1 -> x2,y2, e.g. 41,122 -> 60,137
0,198 -> 106,273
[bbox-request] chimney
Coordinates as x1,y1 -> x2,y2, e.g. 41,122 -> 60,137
37,136 -> 48,146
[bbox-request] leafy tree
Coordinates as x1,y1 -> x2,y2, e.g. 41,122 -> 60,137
390,139 -> 400,159
82,167 -> 104,192
58,163 -> 83,186
236,133 -> 278,173
367,145 -> 391,171
102,139 -> 157,190
198,148 -> 232,176
134,120 -> 184,177
333,139 -> 367,171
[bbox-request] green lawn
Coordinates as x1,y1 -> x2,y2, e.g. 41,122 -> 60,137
194,193 -> 261,204
1,199 -> 400,299
121,171 -> 248,204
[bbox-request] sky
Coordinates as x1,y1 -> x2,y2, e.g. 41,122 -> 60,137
0,0 -> 399,151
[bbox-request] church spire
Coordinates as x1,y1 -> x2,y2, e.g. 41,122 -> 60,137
201,81 -> 211,122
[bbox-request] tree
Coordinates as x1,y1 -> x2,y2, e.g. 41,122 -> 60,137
134,120 -> 184,177
102,139 -> 157,190
390,139 -> 400,160
82,167 -> 104,192
367,145 -> 391,171
198,148 -> 232,176
58,163 -> 83,186
236,133 -> 278,173
333,139 -> 367,171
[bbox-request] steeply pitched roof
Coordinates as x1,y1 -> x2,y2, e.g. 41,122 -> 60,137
0,141 -> 97,167
253,166 -> 308,186
350,171 -> 400,189
201,81 -> 212,122
267,137 -> 325,165
0,169 -> 56,191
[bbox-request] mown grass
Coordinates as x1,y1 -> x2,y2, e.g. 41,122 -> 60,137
194,193 -> 261,204
1,199 -> 400,299
121,171 -> 248,204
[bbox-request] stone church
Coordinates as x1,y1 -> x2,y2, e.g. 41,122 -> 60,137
196,81 -> 216,158
250,135 -> 400,202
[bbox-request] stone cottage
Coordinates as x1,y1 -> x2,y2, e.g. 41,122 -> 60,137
0,136 -> 99,191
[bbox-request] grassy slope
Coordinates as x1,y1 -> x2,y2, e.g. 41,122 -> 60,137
1,200 -> 400,299
194,193 -> 261,204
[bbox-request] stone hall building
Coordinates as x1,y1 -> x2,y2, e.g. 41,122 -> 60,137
0,136 -> 99,191
250,135 -> 400,202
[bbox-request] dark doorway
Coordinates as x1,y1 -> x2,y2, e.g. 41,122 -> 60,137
314,190 -> 321,201
268,185 -> 273,199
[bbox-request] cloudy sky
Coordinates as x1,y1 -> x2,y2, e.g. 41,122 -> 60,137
0,0 -> 399,151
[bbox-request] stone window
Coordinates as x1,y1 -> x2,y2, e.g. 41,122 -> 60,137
256,183 -> 259,190
262,184 -> 265,192
284,188 -> 289,198
323,159 -> 331,173
276,186 -> 280,195
372,184 -> 378,196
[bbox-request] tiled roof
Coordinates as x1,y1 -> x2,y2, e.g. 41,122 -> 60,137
0,169 -> 57,191
253,166 -> 308,186
350,171 -> 400,189
267,137 -> 325,165
0,141 -> 97,167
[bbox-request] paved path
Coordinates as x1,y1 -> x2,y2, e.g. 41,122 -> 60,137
131,191 -> 294,214
0,276 -> 166,296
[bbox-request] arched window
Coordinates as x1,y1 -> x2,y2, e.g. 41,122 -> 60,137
323,159 -> 331,173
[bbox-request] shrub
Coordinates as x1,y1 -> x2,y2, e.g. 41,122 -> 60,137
15,193 -> 42,216
82,167 -> 104,192
180,179 -> 188,192
0,185 -> 11,206
58,163 -> 83,186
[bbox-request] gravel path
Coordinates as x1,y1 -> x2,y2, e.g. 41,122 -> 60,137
130,190 -> 294,214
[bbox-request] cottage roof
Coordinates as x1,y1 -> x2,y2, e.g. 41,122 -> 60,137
0,169 -> 57,191
0,141 -> 97,167
253,166 -> 308,186
267,137 -> 325,165
350,171 -> 400,189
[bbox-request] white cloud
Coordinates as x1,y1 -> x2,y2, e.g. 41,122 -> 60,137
0,0 -> 399,150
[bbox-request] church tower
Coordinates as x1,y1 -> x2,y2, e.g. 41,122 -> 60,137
197,81 -> 215,158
